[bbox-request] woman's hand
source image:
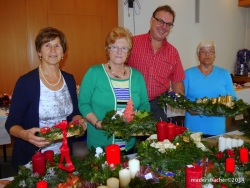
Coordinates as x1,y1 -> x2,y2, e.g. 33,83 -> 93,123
20,127 -> 50,148
77,118 -> 87,131
187,109 -> 198,115
94,120 -> 102,129
72,115 -> 87,131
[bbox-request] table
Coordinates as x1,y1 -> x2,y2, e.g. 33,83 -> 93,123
0,109 -> 11,162
202,130 -> 246,146
235,88 -> 250,104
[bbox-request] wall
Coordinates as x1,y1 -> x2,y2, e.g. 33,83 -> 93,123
118,0 -> 248,73
246,9 -> 250,49
0,0 -> 118,94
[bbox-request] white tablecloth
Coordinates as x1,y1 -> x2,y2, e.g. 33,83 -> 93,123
0,109 -> 11,145
235,88 -> 250,104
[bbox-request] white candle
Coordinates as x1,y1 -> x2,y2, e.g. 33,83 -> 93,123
128,158 -> 140,179
219,137 -> 226,152
97,186 -> 109,188
107,177 -> 119,188
119,169 -> 131,187
225,138 -> 232,149
231,139 -> 237,148
237,139 -> 244,147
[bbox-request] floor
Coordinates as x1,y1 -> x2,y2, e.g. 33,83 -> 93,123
0,120 -> 241,179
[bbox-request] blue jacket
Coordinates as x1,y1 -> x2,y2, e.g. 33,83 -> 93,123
5,68 -> 81,170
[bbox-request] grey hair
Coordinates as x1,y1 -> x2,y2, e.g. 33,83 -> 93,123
197,40 -> 216,55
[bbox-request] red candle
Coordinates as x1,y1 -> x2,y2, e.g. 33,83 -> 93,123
44,150 -> 54,166
180,127 -> 187,134
36,180 -> 48,188
156,120 -> 168,141
32,151 -> 46,175
225,158 -> 235,173
106,144 -> 120,165
185,165 -> 202,188
166,122 -> 175,141
240,148 -> 249,163
175,125 -> 182,136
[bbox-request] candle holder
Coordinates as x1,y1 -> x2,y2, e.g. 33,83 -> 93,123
55,121 -> 75,172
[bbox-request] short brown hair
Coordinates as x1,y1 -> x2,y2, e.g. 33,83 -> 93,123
152,5 -> 176,23
105,27 -> 133,60
35,27 -> 67,53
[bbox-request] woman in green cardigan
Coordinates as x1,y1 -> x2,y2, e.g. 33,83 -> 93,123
78,27 -> 150,152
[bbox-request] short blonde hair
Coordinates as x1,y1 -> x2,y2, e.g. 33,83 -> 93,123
197,40 -> 216,55
105,27 -> 133,60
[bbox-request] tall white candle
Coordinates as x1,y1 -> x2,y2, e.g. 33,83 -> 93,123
237,139 -> 244,147
219,137 -> 226,152
107,177 -> 119,188
128,158 -> 140,179
231,139 -> 237,148
119,169 -> 131,187
225,138 -> 232,149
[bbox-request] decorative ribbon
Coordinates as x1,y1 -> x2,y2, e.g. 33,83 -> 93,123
190,132 -> 207,151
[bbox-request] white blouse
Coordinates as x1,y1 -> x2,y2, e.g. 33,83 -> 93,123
39,77 -> 73,153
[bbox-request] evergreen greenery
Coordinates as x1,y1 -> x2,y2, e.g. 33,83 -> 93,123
102,110 -> 157,140
158,91 -> 249,117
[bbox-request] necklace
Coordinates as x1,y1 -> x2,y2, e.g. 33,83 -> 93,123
108,62 -> 126,79
39,65 -> 62,86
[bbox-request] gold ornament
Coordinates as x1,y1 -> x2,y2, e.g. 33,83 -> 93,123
202,98 -> 208,103
226,95 -> 232,102
211,98 -> 217,104
217,96 -> 222,103
196,99 -> 203,104
183,136 -> 190,143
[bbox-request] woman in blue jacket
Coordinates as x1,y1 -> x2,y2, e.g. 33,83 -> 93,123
5,27 -> 86,171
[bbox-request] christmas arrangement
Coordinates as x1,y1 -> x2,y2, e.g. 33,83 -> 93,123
5,154 -> 70,188
102,99 -> 157,140
5,147 -> 171,188
237,49 -> 250,64
235,49 -> 250,76
37,120 -> 85,141
137,131 -> 250,188
137,130 -> 210,186
5,129 -> 250,188
158,91 -> 249,117
0,93 -> 11,108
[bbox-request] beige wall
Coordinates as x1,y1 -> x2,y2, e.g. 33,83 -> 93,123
119,0 -> 248,74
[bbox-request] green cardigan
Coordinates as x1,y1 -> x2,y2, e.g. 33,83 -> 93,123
78,64 -> 150,151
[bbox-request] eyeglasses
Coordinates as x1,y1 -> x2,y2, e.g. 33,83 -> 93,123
109,46 -> 129,53
199,50 -> 215,55
153,16 -> 174,28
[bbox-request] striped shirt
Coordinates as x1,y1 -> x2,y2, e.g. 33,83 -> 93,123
128,32 -> 185,101
110,78 -> 130,150
111,79 -> 130,109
